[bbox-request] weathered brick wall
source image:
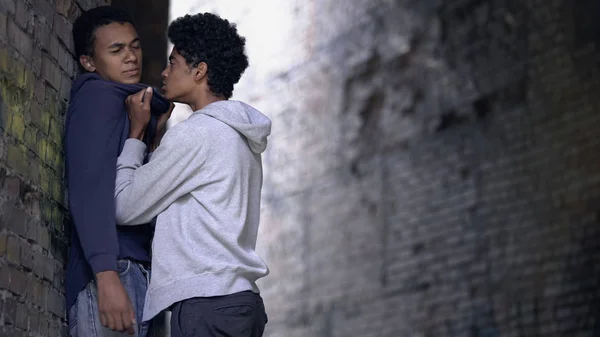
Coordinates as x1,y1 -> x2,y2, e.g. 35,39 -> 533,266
176,0 -> 600,336
0,0 -> 108,336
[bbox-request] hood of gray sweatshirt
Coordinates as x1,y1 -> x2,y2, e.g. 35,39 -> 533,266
200,100 -> 272,154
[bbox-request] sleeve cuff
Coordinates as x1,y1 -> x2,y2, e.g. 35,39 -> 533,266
89,253 -> 118,274
120,138 -> 147,165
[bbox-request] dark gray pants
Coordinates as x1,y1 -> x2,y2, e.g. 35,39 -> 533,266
170,291 -> 268,337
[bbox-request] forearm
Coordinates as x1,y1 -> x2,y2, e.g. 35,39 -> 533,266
114,124 -> 203,225
129,123 -> 147,141
115,139 -> 152,225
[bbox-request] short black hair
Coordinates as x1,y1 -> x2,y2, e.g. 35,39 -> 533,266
168,13 -> 249,99
73,6 -> 135,59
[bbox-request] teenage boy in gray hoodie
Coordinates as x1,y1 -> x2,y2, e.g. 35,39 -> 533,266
113,13 -> 270,337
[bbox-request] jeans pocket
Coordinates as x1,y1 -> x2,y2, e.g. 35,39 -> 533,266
213,304 -> 256,316
117,259 -> 131,276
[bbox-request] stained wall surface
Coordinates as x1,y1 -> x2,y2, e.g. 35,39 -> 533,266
0,0 -> 110,336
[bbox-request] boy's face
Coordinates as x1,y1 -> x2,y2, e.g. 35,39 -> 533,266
160,48 -> 198,103
79,22 -> 142,84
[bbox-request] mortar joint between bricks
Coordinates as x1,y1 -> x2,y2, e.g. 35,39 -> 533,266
0,164 -> 43,196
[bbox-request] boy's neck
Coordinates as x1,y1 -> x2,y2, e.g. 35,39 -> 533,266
189,91 -> 226,111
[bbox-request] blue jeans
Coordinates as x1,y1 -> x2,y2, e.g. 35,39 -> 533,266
68,259 -> 161,337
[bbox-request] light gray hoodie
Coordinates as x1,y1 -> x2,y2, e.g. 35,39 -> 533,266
114,100 -> 271,321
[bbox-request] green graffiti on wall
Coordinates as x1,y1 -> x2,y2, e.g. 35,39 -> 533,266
0,46 -> 66,228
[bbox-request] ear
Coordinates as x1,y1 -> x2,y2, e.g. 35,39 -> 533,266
194,62 -> 208,81
79,55 -> 96,72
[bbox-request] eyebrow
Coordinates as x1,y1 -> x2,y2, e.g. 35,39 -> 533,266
108,37 -> 141,49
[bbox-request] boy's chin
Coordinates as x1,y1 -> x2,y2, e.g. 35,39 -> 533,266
120,74 -> 141,84
162,90 -> 179,103
160,87 -> 170,97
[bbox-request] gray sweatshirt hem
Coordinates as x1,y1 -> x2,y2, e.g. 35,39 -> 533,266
142,270 -> 259,321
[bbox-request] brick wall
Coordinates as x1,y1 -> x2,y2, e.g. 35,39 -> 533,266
0,0 -> 108,336
177,0 -> 600,336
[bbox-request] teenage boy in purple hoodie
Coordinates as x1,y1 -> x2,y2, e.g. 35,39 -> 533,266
64,6 -> 171,337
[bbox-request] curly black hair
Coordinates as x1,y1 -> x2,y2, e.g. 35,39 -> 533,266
73,6 -> 135,59
168,13 -> 249,99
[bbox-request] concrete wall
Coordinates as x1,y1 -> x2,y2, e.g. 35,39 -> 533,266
172,0 -> 600,336
0,0 -> 109,336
